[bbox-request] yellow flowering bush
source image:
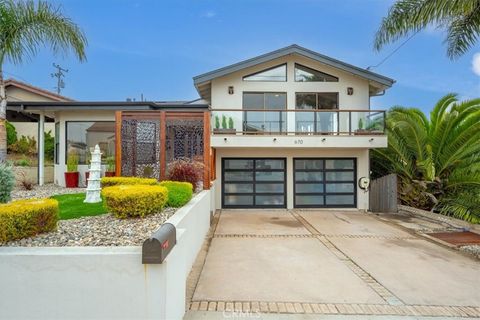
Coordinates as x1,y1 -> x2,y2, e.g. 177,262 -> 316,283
102,185 -> 168,219
0,198 -> 59,243
100,176 -> 158,187
159,180 -> 193,207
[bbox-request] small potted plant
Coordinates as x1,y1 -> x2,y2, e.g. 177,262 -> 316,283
105,156 -> 116,177
213,114 -> 236,134
355,118 -> 369,135
65,150 -> 79,188
85,149 -> 91,182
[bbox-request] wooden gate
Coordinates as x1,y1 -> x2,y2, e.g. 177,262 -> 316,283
369,174 -> 398,213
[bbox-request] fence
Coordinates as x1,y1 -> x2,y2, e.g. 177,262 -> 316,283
369,174 -> 398,213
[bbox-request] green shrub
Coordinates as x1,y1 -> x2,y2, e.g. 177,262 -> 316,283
160,180 -> 193,207
106,156 -> 115,172
100,176 -> 158,187
44,130 -> 54,161
102,185 -> 168,218
6,121 -> 17,148
15,157 -> 30,167
0,198 -> 59,243
66,150 -> 79,172
10,135 -> 36,155
0,163 -> 15,203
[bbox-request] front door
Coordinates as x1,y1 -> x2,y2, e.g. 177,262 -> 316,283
222,158 -> 286,208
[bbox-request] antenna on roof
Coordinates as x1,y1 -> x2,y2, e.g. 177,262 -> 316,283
51,63 -> 68,94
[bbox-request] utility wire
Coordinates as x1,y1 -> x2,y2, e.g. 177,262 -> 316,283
2,70 -> 30,83
367,30 -> 421,70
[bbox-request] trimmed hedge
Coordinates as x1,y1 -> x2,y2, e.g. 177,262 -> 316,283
160,180 -> 193,207
102,185 -> 168,218
0,199 -> 59,243
101,177 -> 158,187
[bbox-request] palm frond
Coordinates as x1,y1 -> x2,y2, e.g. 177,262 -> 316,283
0,0 -> 87,65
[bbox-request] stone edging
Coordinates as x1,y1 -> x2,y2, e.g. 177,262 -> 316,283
398,205 -> 480,232
189,301 -> 480,318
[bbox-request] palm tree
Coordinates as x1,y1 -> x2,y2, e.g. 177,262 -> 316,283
374,0 -> 480,59
372,94 -> 480,223
0,0 -> 87,162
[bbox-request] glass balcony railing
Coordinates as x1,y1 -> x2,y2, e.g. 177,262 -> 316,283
211,109 -> 386,135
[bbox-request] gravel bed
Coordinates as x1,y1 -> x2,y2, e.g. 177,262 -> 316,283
460,245 -> 480,260
2,208 -> 176,247
11,184 -> 85,200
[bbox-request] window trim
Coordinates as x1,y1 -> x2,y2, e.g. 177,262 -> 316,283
294,63 -> 339,82
242,63 -> 287,82
65,120 -> 116,165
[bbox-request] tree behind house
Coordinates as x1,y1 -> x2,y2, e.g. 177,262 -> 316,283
0,0 -> 87,162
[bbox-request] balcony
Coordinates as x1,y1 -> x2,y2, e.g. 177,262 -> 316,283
210,109 -> 387,149
211,109 -> 386,136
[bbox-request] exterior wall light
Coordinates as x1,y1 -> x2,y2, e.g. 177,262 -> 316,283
224,137 -> 227,142
228,86 -> 234,95
347,87 -> 354,95
369,138 -> 374,142
273,138 -> 277,142
322,138 -> 326,142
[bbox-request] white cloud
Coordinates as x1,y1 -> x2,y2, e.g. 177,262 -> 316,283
201,10 -> 216,18
472,53 -> 480,76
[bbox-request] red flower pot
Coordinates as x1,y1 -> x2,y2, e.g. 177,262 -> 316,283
105,171 -> 115,177
64,172 -> 79,188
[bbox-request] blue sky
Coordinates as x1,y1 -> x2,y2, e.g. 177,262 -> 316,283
4,0 -> 480,114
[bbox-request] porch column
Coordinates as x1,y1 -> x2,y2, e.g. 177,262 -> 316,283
38,112 -> 45,186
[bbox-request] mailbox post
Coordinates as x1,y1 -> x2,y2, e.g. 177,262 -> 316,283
142,223 -> 176,264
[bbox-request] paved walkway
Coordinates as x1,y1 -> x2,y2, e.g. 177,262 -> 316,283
185,210 -> 480,319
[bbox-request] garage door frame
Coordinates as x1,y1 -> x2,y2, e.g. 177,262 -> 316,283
222,157 -> 287,209
293,157 -> 357,208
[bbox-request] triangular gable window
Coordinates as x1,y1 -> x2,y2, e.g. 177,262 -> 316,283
243,64 -> 286,82
295,63 -> 338,82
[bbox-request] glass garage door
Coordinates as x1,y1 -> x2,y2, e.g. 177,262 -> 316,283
294,158 -> 356,208
222,158 -> 286,208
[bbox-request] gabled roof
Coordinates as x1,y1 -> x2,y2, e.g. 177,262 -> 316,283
5,78 -> 74,102
193,44 -> 395,101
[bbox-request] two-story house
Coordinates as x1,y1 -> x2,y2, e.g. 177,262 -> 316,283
195,45 -> 394,210
7,45 -> 394,211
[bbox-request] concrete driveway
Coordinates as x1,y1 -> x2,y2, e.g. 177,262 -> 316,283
187,210 -> 480,318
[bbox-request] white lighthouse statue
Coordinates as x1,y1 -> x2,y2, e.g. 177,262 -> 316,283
84,144 -> 102,203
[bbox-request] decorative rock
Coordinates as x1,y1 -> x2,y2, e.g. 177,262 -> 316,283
2,208 -> 176,247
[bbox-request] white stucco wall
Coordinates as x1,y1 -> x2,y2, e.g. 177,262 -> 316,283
0,190 -> 211,320
54,110 -> 115,186
215,148 -> 370,210
210,54 -> 371,112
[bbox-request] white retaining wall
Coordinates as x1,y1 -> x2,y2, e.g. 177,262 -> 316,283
0,190 -> 211,320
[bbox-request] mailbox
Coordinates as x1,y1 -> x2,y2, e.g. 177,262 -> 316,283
142,223 -> 176,264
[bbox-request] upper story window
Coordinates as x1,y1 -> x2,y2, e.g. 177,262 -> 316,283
294,63 -> 338,82
296,93 -> 338,109
243,92 -> 287,110
243,64 -> 287,82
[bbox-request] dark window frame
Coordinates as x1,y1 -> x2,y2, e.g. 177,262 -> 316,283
54,122 -> 60,165
222,157 -> 287,209
293,158 -> 357,208
242,92 -> 287,133
294,63 -> 339,82
242,63 -> 288,82
295,92 -> 339,110
65,120 -> 116,165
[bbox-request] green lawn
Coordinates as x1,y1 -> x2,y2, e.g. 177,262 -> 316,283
51,193 -> 107,220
